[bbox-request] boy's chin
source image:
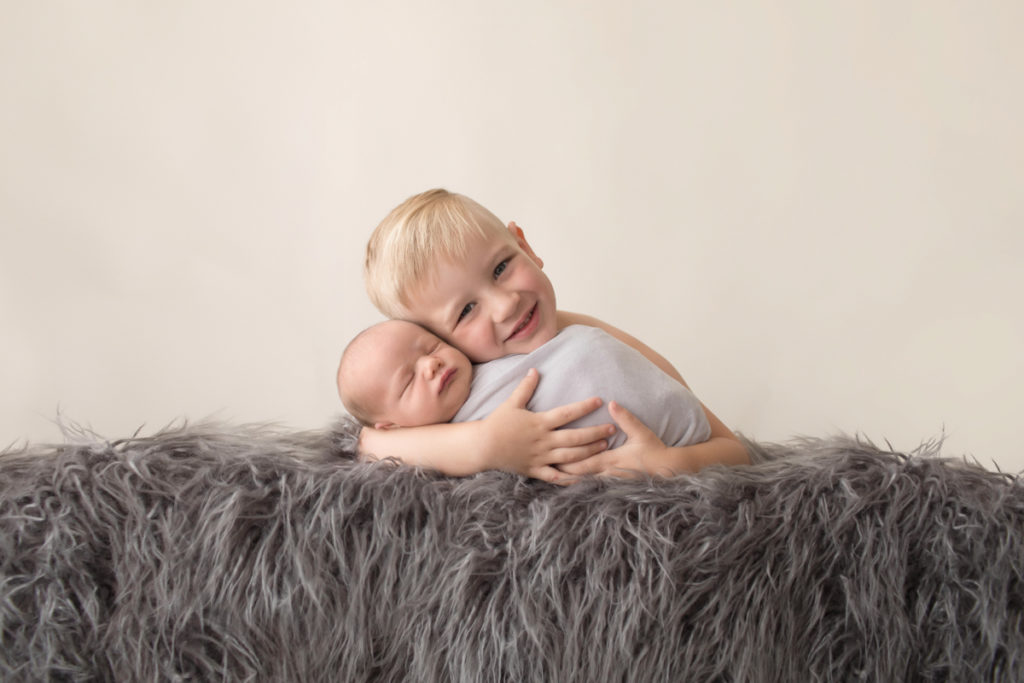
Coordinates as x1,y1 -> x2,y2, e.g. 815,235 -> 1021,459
509,330 -> 557,355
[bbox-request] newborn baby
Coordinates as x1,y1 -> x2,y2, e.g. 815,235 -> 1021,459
337,320 -> 710,451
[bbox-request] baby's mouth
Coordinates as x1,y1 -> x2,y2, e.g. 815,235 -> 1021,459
506,304 -> 536,341
439,367 -> 456,393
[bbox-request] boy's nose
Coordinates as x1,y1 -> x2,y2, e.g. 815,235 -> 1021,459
489,289 -> 519,322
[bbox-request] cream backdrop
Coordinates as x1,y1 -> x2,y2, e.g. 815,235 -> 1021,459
2,2 -> 1022,470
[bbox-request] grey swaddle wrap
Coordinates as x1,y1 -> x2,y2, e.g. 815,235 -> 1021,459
453,325 -> 710,449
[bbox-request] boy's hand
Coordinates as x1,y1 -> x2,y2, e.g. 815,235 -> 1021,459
558,401 -> 683,480
481,368 -> 613,484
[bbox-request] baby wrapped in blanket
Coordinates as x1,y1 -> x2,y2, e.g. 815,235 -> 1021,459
338,321 -> 710,476
452,324 -> 710,449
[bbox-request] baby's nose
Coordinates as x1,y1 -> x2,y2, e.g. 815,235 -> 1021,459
420,355 -> 442,377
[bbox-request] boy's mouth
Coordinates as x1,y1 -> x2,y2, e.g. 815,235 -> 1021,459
506,304 -> 538,342
438,367 -> 456,394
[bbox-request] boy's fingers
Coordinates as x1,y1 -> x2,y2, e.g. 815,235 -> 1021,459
552,424 -> 613,450
543,397 -> 603,427
550,440 -> 607,465
608,401 -> 654,438
531,465 -> 574,486
504,368 -> 540,409
559,455 -> 605,477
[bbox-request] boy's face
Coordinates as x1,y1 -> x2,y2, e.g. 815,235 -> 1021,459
350,320 -> 472,429
407,227 -> 558,363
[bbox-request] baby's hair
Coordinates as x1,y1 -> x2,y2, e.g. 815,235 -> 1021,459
364,188 -> 517,319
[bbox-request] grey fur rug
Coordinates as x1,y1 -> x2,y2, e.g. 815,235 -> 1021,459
2,421 -> 1022,682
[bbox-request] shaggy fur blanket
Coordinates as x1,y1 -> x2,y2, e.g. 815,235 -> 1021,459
2,421 -> 1022,682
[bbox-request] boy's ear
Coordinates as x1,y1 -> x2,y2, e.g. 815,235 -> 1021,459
373,421 -> 398,430
507,221 -> 544,269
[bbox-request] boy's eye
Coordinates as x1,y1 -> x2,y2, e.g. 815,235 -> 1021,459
493,259 -> 509,279
457,302 -> 475,322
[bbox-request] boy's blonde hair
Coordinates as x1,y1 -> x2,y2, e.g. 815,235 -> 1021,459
365,189 -> 517,318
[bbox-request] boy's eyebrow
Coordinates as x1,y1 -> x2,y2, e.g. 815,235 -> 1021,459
433,289 -> 463,329
487,241 -> 514,262
440,302 -> 461,328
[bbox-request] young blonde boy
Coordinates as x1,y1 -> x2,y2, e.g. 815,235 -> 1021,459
359,188 -> 749,480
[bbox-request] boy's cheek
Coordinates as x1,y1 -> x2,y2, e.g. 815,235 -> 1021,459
457,328 -> 498,363
463,345 -> 495,364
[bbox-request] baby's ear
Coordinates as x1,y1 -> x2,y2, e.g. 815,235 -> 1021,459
374,421 -> 397,430
507,221 -> 544,268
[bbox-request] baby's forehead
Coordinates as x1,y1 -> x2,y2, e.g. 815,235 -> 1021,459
364,320 -> 436,357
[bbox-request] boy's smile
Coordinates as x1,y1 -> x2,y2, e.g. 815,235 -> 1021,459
408,227 -> 558,363
506,303 -> 539,342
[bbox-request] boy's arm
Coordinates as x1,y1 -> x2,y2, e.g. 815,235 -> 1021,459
359,369 -> 614,482
359,421 -> 489,476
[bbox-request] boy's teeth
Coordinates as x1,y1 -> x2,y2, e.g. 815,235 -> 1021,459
513,309 -> 533,333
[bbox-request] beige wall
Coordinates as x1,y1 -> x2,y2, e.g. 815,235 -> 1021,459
2,2 -> 1021,470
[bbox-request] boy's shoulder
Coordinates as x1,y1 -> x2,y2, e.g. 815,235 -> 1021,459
556,310 -> 607,331
555,309 -> 686,386
556,310 -> 631,345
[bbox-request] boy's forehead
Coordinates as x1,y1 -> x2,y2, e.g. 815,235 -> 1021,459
400,231 -> 520,318
405,261 -> 463,313
420,232 -> 515,283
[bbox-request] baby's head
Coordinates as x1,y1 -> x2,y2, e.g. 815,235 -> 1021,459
337,319 -> 473,429
365,188 -> 559,363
